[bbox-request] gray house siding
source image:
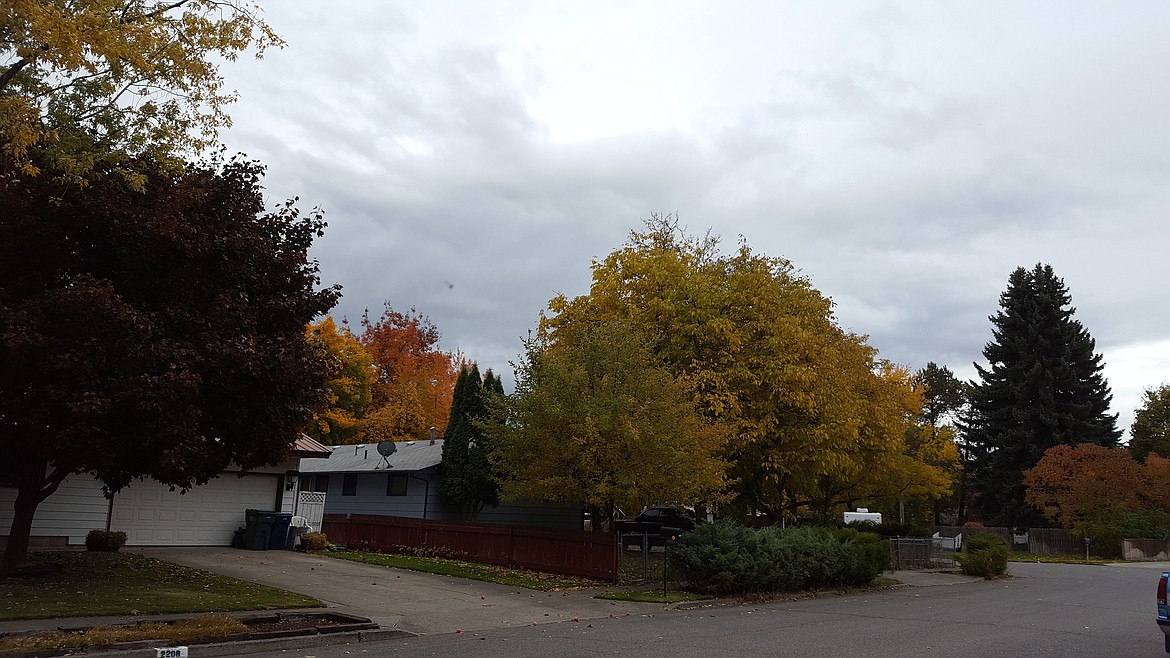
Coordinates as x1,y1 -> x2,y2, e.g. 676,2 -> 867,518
317,470 -> 439,518
0,476 -> 108,546
303,441 -> 583,530
457,501 -> 584,530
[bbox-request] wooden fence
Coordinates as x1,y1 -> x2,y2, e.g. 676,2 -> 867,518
1027,527 -> 1078,555
322,514 -> 619,582
1123,539 -> 1170,561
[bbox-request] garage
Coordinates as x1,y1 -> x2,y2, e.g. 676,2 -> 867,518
110,472 -> 281,546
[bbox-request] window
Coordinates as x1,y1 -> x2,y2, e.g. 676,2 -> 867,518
313,475 -> 329,493
342,474 -> 357,496
386,475 -> 408,496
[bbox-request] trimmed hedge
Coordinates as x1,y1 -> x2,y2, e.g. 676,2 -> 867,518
667,521 -> 890,596
845,520 -> 932,538
956,533 -> 1008,578
85,530 -> 127,552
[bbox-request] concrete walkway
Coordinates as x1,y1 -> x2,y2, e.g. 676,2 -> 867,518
134,547 -> 664,635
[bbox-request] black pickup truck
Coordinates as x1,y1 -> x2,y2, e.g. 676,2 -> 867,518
615,507 -> 699,550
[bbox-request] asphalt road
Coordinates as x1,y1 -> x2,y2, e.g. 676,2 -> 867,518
245,561 -> 1169,657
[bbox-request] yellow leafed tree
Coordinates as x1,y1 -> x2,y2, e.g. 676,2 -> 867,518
543,215 -> 946,523
1,0 -> 282,182
491,320 -> 729,531
305,317 -> 375,445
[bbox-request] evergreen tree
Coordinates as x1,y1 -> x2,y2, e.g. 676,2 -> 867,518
439,364 -> 500,520
964,264 -> 1120,528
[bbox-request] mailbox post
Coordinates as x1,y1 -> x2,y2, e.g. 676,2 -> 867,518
660,526 -> 681,597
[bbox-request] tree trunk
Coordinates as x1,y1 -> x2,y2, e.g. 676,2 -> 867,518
2,464 -> 68,571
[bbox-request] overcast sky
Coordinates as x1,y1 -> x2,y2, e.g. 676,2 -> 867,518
219,2 -> 1170,438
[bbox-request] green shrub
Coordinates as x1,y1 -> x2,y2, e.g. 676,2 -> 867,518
957,533 -> 1008,578
668,521 -> 888,596
831,527 -> 892,582
845,520 -> 931,537
1076,507 -> 1169,558
84,530 -> 127,552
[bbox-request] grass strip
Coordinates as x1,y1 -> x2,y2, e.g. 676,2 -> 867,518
322,550 -> 604,591
1007,553 -> 1118,565
593,590 -> 709,604
0,552 -> 321,621
0,614 -> 246,653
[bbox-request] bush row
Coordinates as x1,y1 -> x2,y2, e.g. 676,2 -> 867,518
667,521 -> 890,596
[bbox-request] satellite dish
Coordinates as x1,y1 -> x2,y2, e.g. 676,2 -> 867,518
377,441 -> 397,457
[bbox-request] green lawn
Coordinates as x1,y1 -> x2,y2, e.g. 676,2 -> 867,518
594,589 -> 709,604
1007,552 -> 1118,565
323,550 -> 606,591
0,551 -> 322,621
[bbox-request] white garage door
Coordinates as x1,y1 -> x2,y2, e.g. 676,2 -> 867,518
111,473 -> 281,546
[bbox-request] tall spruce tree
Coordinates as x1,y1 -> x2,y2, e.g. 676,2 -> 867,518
964,264 -> 1120,528
438,364 -> 501,520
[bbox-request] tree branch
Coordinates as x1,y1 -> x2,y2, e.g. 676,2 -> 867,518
0,57 -> 32,92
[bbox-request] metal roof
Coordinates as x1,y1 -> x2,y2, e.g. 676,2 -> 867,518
298,440 -> 444,474
289,434 -> 332,458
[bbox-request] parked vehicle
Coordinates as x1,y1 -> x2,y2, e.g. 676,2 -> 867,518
615,506 -> 698,550
1158,571 -> 1170,652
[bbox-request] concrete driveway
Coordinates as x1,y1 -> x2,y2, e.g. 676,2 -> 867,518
137,547 -> 663,636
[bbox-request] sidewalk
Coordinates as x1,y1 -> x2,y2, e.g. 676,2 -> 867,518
883,568 -> 984,587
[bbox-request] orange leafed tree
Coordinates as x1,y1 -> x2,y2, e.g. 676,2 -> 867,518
356,303 -> 462,442
1023,444 -> 1170,530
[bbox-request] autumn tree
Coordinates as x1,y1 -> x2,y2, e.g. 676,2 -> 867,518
305,317 -> 375,445
439,365 -> 503,520
542,215 -> 924,523
1130,384 -> 1170,462
356,304 -> 460,443
1024,444 -> 1170,545
0,153 -> 339,569
491,321 -> 729,531
807,363 -> 956,526
1,0 -> 282,182
964,264 -> 1121,528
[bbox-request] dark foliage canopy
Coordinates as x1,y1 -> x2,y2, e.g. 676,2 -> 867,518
0,154 -> 339,566
964,264 -> 1119,527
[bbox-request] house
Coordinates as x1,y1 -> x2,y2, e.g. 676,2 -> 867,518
298,439 -> 583,529
0,435 -> 331,548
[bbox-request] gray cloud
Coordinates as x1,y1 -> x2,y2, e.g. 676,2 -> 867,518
218,2 -> 1170,436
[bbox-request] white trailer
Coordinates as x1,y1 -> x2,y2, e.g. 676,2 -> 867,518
844,508 -> 882,524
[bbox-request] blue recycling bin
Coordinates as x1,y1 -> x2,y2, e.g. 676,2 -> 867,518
268,512 -> 294,550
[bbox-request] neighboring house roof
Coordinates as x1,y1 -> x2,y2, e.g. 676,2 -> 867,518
299,440 -> 444,474
288,434 -> 332,459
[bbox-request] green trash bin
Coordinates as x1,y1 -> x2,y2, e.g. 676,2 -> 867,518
243,508 -> 275,551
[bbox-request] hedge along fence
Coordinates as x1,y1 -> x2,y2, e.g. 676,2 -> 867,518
667,522 -> 890,596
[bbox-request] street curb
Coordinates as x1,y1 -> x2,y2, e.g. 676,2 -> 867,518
20,628 -> 415,658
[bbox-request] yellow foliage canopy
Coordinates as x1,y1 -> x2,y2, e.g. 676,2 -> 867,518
1,0 -> 282,182
492,320 -> 729,526
305,318 -> 374,445
542,216 -> 946,519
